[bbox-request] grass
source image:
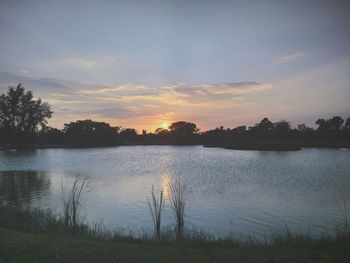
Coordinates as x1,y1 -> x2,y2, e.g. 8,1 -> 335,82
1,206 -> 350,262
1,226 -> 350,263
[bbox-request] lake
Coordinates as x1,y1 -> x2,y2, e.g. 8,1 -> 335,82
1,146 -> 349,238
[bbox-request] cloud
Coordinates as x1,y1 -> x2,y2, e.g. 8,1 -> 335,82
79,84 -> 159,96
0,72 -> 273,130
78,81 -> 271,105
40,56 -> 119,72
86,107 -> 155,119
18,69 -> 29,75
19,55 -> 121,84
59,58 -> 98,70
270,52 -> 305,66
0,72 -> 72,95
0,73 -> 272,110
172,82 -> 271,103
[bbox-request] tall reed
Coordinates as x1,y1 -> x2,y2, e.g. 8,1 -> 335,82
61,175 -> 89,227
147,185 -> 164,239
169,179 -> 186,239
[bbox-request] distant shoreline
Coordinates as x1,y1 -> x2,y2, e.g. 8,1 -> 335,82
204,142 -> 303,151
204,141 -> 350,151
1,141 -> 350,151
0,142 -> 198,150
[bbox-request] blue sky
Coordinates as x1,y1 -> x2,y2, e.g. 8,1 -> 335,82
0,0 -> 349,131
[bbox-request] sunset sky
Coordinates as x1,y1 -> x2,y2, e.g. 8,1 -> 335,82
0,0 -> 349,132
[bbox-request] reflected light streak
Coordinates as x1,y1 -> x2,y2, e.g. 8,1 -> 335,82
160,173 -> 171,199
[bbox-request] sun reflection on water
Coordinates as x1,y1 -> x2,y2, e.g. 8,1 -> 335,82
160,173 -> 171,199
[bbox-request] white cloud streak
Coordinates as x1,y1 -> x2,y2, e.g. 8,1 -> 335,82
270,52 -> 305,66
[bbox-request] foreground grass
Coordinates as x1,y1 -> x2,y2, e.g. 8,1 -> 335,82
1,207 -> 350,262
2,227 -> 350,263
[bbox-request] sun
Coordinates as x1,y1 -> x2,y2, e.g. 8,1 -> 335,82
162,122 -> 169,129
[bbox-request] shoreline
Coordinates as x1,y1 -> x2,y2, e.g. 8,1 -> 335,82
1,141 -> 349,151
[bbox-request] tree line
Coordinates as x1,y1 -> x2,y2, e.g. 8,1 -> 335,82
0,84 -> 349,148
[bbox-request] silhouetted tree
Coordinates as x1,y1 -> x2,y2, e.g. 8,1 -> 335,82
316,118 -> 331,131
329,116 -> 344,130
155,128 -> 168,135
297,123 -> 313,132
151,127 -> 170,143
169,121 -> 198,143
272,120 -> 291,140
38,126 -> 66,145
248,117 -> 274,140
313,116 -> 347,141
295,123 -> 314,142
231,125 -> 246,134
64,119 -> 119,146
274,120 -> 291,131
229,125 -> 247,141
201,126 -> 231,144
345,117 -> 350,130
256,117 -> 274,131
169,121 -> 198,136
0,84 -> 52,145
120,128 -> 137,140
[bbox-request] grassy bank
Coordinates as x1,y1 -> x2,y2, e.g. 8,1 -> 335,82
1,207 -> 350,262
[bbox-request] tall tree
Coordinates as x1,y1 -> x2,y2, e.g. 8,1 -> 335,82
0,84 -> 52,145
248,117 -> 274,140
273,120 -> 291,132
169,121 -> 198,137
168,121 -> 198,143
345,117 -> 350,130
120,128 -> 138,140
316,118 -> 330,131
256,117 -> 273,131
297,123 -> 313,132
64,119 -> 119,145
329,116 -> 344,130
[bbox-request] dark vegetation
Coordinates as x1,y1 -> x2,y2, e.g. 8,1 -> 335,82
1,84 -> 350,149
1,206 -> 350,263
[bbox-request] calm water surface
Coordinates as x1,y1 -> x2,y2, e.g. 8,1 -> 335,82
1,146 -> 349,238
